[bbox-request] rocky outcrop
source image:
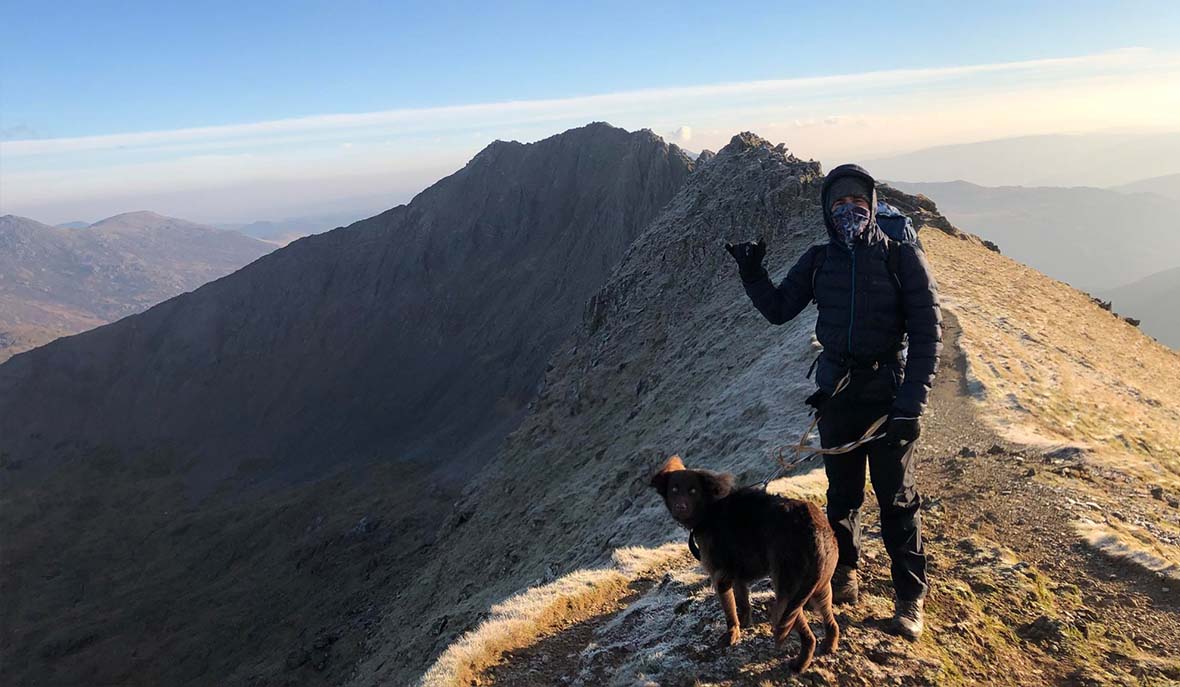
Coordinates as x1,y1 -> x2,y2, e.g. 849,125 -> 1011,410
360,132 -> 1180,686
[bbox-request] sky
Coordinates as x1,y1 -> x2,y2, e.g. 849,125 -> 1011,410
3,1 -> 1180,224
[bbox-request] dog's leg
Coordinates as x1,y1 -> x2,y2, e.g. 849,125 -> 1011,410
713,576 -> 742,646
787,607 -> 817,673
734,580 -> 752,628
770,602 -> 795,646
811,581 -> 840,655
770,577 -> 818,673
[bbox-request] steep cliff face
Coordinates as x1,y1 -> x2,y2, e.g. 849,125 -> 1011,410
0,123 -> 693,487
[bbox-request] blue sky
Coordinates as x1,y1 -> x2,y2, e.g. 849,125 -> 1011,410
3,1 -> 1180,222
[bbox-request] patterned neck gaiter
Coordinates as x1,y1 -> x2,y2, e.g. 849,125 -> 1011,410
832,202 -> 870,248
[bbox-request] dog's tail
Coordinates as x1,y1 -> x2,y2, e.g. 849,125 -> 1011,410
771,577 -> 823,672
770,580 -> 813,632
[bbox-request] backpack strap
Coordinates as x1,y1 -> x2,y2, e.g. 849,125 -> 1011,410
884,237 -> 903,293
810,245 -> 828,301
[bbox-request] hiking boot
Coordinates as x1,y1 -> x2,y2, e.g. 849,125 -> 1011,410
892,597 -> 925,641
831,565 -> 859,605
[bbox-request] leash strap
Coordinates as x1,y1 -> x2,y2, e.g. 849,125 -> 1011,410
756,370 -> 889,488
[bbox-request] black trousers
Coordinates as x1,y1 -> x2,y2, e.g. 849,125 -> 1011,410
818,397 -> 928,601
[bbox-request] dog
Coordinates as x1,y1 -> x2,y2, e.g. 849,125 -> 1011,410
650,455 -> 840,673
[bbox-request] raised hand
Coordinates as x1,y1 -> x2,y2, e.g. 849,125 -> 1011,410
724,237 -> 767,280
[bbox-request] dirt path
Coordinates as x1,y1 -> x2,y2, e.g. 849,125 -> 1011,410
476,314 -> 1180,686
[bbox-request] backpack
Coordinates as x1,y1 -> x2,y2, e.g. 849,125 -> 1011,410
812,200 -> 923,294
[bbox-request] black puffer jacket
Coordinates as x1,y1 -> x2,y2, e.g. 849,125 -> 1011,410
741,164 -> 942,416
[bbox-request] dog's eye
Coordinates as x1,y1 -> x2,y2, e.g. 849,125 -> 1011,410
690,488 -> 697,495
670,486 -> 678,493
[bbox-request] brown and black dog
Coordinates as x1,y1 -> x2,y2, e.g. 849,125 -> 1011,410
650,455 -> 840,673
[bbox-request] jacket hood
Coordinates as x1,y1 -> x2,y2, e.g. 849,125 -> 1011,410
821,163 -> 881,245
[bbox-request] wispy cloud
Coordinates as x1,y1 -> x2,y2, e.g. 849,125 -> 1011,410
3,47 -> 1178,223
2,48 -> 1163,158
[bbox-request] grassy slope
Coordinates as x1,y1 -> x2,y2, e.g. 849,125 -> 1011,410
922,229 -> 1180,485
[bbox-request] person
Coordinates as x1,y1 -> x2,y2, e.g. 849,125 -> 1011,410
724,163 -> 942,640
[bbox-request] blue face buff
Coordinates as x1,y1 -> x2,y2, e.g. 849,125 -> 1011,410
832,202 -> 870,247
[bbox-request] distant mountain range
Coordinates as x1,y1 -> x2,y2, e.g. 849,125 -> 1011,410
886,180 -> 1179,293
0,211 -> 273,361
1111,171 -> 1180,202
865,131 -> 1180,188
1100,266 -> 1180,348
216,210 -> 369,245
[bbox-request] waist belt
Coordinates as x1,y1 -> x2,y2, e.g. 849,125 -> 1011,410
807,349 -> 901,379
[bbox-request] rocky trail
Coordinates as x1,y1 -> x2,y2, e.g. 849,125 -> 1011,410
474,314 -> 1180,686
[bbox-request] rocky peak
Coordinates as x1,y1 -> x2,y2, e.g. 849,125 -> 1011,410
0,123 -> 695,487
358,129 -> 831,684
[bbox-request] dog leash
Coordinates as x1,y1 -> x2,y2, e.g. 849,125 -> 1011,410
755,370 -> 890,489
689,413 -> 887,561
686,373 -> 892,560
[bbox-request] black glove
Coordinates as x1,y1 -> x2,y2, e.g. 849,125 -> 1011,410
724,238 -> 767,282
885,410 -> 921,447
804,389 -> 830,415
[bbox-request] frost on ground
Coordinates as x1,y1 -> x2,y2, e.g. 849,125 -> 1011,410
419,543 -> 690,687
1074,519 -> 1180,581
417,457 -> 832,687
474,485 -> 1179,686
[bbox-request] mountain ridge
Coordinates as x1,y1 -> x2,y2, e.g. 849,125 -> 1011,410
344,133 -> 1180,686
864,131 -> 1180,187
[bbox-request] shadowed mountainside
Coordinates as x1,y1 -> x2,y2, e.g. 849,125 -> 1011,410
0,123 -> 694,687
0,211 -> 273,361
353,132 -> 835,685
0,123 -> 694,489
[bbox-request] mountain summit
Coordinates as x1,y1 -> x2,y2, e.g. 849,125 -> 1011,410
0,122 -> 693,487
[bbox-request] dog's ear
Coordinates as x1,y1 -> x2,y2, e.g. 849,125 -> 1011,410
700,470 -> 736,500
650,454 -> 686,493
